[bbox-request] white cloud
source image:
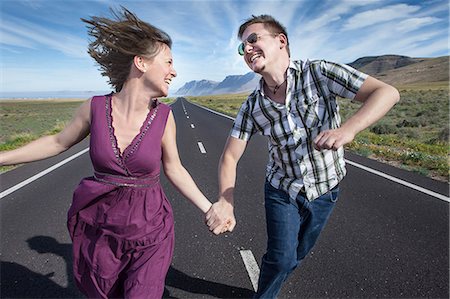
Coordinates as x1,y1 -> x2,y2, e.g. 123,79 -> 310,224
0,17 -> 88,59
0,31 -> 36,49
396,17 -> 441,33
333,25 -> 446,63
401,36 -> 450,57
343,4 -> 421,30
2,0 -> 448,93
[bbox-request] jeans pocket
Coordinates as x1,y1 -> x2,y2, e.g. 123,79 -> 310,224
330,185 -> 340,203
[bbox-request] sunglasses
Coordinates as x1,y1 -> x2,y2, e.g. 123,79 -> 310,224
238,33 -> 276,56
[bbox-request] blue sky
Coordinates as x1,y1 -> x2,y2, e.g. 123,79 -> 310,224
1,0 -> 448,94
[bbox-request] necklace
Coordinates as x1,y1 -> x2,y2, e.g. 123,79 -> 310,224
266,77 -> 287,94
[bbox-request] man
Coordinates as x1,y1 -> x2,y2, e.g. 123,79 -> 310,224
205,15 -> 400,298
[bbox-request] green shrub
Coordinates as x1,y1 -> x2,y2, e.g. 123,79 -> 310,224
370,123 -> 398,134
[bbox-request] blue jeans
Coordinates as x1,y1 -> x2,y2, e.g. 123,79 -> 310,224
254,181 -> 340,298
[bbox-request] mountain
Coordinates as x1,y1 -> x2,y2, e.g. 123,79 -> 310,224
348,55 -> 448,86
174,79 -> 219,96
175,55 -> 448,96
349,55 -> 418,73
175,72 -> 260,96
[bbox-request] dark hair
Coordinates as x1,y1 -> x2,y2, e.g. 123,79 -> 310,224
238,14 -> 290,56
82,7 -> 172,92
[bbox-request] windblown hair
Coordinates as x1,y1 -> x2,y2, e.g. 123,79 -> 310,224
238,14 -> 290,56
82,7 -> 172,92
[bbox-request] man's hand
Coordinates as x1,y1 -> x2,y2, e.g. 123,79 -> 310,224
205,200 -> 236,235
313,127 -> 355,151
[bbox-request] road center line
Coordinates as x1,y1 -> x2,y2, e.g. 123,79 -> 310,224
0,148 -> 90,199
197,142 -> 206,154
187,100 -> 449,202
240,250 -> 260,291
190,124 -> 195,128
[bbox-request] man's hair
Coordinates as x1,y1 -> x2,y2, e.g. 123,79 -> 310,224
82,7 -> 172,92
237,14 -> 290,56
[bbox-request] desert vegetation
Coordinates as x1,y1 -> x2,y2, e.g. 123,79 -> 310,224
187,85 -> 449,181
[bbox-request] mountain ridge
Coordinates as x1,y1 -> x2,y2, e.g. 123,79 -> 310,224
174,55 -> 448,96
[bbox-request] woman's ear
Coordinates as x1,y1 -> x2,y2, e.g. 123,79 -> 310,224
134,56 -> 147,73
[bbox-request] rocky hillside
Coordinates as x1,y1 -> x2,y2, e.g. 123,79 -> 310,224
348,55 -> 448,86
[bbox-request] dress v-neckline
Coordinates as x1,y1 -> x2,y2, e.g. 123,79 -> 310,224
106,95 -> 159,166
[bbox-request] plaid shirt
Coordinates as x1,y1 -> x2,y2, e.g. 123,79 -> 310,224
231,60 -> 368,200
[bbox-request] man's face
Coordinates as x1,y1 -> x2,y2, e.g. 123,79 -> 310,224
240,23 -> 279,73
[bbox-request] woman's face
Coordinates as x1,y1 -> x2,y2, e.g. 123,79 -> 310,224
144,44 -> 177,97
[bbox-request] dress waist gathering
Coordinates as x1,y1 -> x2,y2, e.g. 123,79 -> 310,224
93,171 -> 160,188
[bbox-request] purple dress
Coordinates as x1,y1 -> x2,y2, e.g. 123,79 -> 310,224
67,95 -> 174,298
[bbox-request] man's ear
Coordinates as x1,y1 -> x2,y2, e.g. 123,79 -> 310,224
278,33 -> 288,49
134,56 -> 147,73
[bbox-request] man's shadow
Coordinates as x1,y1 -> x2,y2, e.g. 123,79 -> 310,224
2,235 -> 254,298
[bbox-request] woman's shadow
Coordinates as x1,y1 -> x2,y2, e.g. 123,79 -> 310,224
1,235 -> 254,298
1,236 -> 82,298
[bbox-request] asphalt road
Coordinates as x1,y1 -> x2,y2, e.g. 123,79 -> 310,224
1,97 -> 448,298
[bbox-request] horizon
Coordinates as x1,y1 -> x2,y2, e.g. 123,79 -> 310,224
1,0 -> 448,94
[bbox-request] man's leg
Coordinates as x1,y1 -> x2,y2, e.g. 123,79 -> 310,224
255,183 -> 340,298
296,185 -> 340,262
255,182 -> 301,298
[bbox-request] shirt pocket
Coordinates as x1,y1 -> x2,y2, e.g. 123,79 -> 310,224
295,93 -> 324,128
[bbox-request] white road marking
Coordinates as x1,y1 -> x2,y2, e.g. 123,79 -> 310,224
186,115 -> 189,119
187,100 -> 449,202
240,250 -> 260,291
190,124 -> 195,128
189,100 -> 231,119
345,159 -> 450,203
0,148 -> 90,199
197,142 -> 206,154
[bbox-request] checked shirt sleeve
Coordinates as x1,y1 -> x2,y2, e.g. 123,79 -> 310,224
319,60 -> 368,100
230,99 -> 256,141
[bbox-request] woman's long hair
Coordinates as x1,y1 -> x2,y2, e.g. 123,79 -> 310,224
82,7 -> 172,92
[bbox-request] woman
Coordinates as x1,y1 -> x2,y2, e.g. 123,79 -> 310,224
0,8 -> 212,298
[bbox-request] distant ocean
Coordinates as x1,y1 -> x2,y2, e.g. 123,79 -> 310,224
0,90 -> 178,100
0,90 -> 112,100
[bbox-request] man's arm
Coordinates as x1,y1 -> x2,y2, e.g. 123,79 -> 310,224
314,76 -> 400,150
205,136 -> 248,235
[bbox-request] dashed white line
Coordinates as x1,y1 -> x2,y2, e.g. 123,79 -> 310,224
186,115 -> 189,119
197,142 -> 206,154
0,148 -> 90,199
240,250 -> 260,291
190,124 -> 195,128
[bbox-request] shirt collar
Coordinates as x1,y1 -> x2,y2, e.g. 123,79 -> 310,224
255,60 -> 305,96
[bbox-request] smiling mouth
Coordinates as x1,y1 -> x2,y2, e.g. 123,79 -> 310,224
249,53 -> 262,63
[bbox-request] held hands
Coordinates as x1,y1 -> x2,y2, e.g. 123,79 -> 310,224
313,127 -> 355,151
205,200 -> 236,235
